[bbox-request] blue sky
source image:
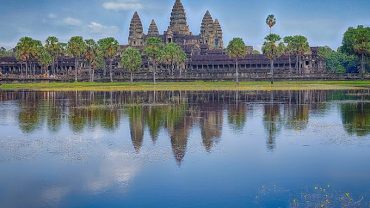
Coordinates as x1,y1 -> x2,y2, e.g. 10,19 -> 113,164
1,0 -> 369,50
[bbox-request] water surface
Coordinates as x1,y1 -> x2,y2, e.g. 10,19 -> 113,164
0,90 -> 369,208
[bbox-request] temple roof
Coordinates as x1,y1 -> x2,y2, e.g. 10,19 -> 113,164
168,0 -> 191,35
148,19 -> 159,37
201,10 -> 214,35
129,11 -> 144,37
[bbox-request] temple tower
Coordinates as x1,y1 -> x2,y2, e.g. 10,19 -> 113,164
147,19 -> 159,37
128,12 -> 145,47
167,0 -> 191,35
200,11 -> 215,49
214,19 -> 224,49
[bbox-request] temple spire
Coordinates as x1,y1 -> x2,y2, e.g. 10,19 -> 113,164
168,0 -> 191,35
148,19 -> 159,37
214,19 -> 224,49
129,11 -> 144,47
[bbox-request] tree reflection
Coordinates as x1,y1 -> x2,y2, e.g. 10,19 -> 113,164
341,102 -> 370,136
263,92 -> 282,151
2,90 -> 368,163
127,106 -> 145,153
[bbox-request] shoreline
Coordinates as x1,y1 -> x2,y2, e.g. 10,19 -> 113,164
0,81 -> 370,91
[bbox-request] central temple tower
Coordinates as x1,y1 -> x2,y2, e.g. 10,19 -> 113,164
167,0 -> 191,35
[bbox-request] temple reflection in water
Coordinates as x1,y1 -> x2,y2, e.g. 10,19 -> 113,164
0,90 -> 369,164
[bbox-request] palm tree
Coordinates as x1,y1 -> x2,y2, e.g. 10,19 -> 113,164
160,43 -> 186,78
262,34 -> 285,84
144,37 -> 164,83
266,14 -> 276,34
352,27 -> 370,78
121,47 -> 142,83
98,37 -> 119,82
283,36 -> 294,74
292,35 -> 310,74
84,39 -> 99,82
15,37 -> 34,77
45,36 -> 62,75
30,40 -> 43,75
67,36 -> 87,82
39,47 -> 53,76
227,38 -> 247,83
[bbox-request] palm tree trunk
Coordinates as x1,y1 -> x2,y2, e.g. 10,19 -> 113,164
75,58 -> 78,82
109,59 -> 113,82
235,59 -> 239,83
153,62 -> 157,84
288,54 -> 292,75
25,62 -> 28,77
361,53 -> 365,79
171,63 -> 175,79
296,54 -> 299,75
130,72 -> 133,83
270,59 -> 274,84
52,59 -> 55,75
92,68 -> 95,82
89,65 -> 92,82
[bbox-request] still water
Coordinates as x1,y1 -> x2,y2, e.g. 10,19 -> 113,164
0,90 -> 369,208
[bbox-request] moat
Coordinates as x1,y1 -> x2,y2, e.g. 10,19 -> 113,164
0,90 -> 369,207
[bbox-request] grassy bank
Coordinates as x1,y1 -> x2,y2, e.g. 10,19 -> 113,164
0,81 -> 370,91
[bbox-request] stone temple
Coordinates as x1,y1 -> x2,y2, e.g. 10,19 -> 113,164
127,0 -> 224,53
0,0 -> 327,80
124,0 -> 325,76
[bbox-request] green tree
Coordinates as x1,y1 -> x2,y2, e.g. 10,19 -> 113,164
262,34 -> 285,84
0,47 -> 14,57
45,36 -> 62,75
15,37 -> 34,76
98,37 -> 119,82
84,39 -> 100,82
352,26 -> 370,77
121,47 -> 142,82
144,37 -> 164,84
160,43 -> 186,78
283,36 -> 295,74
291,35 -> 310,74
227,38 -> 247,83
67,36 -> 87,82
30,40 -> 43,75
266,14 -> 276,34
318,46 -> 358,73
39,47 -> 53,75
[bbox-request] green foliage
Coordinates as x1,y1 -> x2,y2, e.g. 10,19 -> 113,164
283,36 -> 295,55
97,37 -> 119,60
160,43 -> 187,66
45,36 -> 62,62
340,25 -> 370,56
266,14 -> 276,29
262,34 -> 285,60
38,47 -> 53,70
318,46 -> 358,73
84,39 -> 99,66
226,38 -> 246,60
121,47 -> 142,73
144,37 -> 164,63
0,47 -> 14,57
67,36 -> 87,59
292,35 -> 310,55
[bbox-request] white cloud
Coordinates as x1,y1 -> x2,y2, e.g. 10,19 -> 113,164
63,17 -> 82,26
88,21 -> 119,36
102,1 -> 143,11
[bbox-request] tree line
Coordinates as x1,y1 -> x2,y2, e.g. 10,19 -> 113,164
12,36 -> 187,83
1,15 -> 369,83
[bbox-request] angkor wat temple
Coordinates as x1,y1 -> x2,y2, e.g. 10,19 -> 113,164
0,0 -> 327,80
